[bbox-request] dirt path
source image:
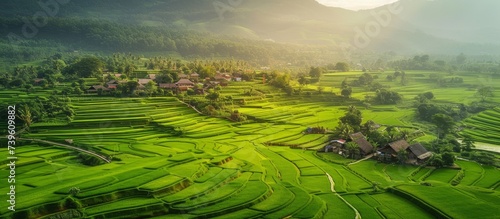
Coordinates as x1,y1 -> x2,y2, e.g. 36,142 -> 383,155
326,173 -> 361,219
18,138 -> 111,163
348,154 -> 374,166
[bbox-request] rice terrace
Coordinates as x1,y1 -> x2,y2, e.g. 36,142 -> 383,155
1,0 -> 500,219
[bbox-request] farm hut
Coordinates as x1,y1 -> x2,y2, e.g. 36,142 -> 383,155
408,143 -> 432,162
378,140 -> 409,155
190,73 -> 200,81
321,139 -> 346,152
159,83 -> 177,90
33,78 -> 44,85
87,85 -> 109,93
107,80 -> 119,85
176,79 -> 195,87
378,140 -> 432,164
148,74 -> 157,80
138,79 -> 152,85
349,132 -> 374,156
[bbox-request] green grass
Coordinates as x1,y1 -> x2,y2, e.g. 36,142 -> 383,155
2,72 -> 500,218
396,184 -> 499,219
371,193 -> 434,219
189,181 -> 270,215
424,168 -> 460,183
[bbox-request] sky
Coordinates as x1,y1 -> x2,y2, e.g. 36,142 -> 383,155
316,0 -> 399,10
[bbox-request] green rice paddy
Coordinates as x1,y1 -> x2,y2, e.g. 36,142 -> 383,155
1,70 -> 499,218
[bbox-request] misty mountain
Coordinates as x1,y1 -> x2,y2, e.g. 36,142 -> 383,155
0,0 -> 499,55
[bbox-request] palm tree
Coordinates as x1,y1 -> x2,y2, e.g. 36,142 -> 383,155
345,142 -> 359,159
69,187 -> 80,196
397,149 -> 408,164
16,104 -> 33,130
461,136 -> 476,151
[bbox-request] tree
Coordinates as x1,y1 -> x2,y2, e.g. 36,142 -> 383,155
415,91 -> 434,103
341,78 -> 349,89
397,149 -> 408,164
335,105 -> 363,136
205,90 -> 220,103
430,154 -> 444,168
9,79 -> 25,88
17,104 -> 33,130
335,62 -> 350,72
374,89 -> 402,104
432,114 -> 455,138
298,74 -> 309,86
345,142 -> 360,159
145,81 -> 158,96
69,187 -> 80,196
461,135 -> 475,151
24,84 -> 33,93
341,87 -> 352,98
66,57 -> 104,78
476,86 -> 494,102
309,67 -> 323,78
456,53 -> 466,65
441,152 -> 455,166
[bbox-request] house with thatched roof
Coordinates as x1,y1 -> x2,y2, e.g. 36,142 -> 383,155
408,143 -> 432,161
87,85 -> 109,93
377,140 -> 431,164
159,83 -> 177,90
349,132 -> 374,156
138,79 -> 153,85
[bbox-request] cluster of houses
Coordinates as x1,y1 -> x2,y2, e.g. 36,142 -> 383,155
87,72 -> 242,94
323,132 -> 432,165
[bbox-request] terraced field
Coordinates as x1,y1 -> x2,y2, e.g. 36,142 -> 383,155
1,73 -> 499,219
462,107 -> 500,145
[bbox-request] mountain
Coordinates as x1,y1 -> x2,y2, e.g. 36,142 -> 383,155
0,0 -> 499,56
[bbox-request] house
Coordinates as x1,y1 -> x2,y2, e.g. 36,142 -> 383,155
378,140 -> 410,157
87,85 -> 109,93
107,80 -> 119,85
176,79 -> 195,87
148,74 -> 156,80
138,79 -> 153,85
176,79 -> 194,92
190,73 -> 200,81
408,143 -> 432,161
349,132 -> 374,156
322,139 -> 346,152
159,83 -> 177,90
33,78 -> 45,86
106,84 -> 117,90
377,140 -> 431,164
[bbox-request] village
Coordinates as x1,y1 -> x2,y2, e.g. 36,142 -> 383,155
323,132 -> 432,165
86,71 -> 241,95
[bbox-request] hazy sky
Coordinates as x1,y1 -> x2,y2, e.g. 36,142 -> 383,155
316,0 -> 399,10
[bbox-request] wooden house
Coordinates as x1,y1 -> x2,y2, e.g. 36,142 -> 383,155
349,132 -> 374,156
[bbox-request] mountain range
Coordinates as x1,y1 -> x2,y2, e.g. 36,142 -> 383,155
1,0 -> 499,55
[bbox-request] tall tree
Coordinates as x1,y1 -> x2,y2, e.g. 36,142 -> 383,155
432,113 -> 455,138
17,104 -> 33,130
335,62 -> 350,72
309,67 -> 323,78
476,86 -> 494,102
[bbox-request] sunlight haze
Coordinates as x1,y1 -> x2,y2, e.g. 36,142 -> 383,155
316,0 -> 399,10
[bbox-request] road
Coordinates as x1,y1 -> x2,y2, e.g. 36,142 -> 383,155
326,173 -> 361,219
15,137 -> 111,163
